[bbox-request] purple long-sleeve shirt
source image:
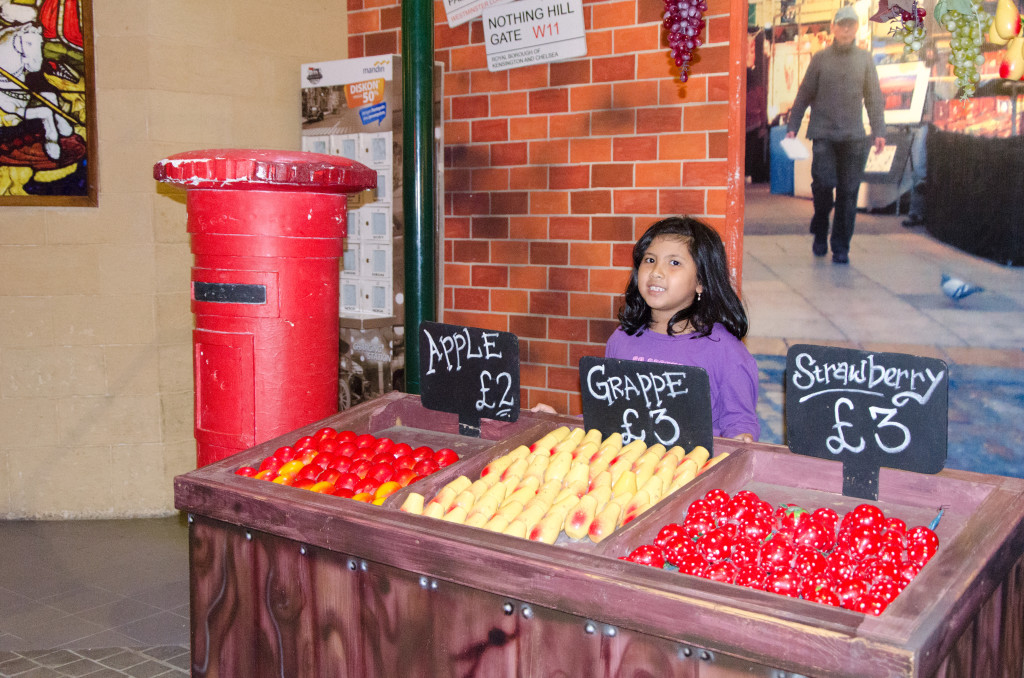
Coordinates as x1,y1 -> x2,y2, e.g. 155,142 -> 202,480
605,324 -> 760,440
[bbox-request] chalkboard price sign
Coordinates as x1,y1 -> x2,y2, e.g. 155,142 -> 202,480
785,344 -> 948,500
579,356 -> 713,453
418,321 -> 520,436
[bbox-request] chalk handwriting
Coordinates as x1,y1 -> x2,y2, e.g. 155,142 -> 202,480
798,352 -> 944,458
585,363 -> 689,409
477,370 -> 515,415
792,352 -> 945,406
827,397 -> 866,455
423,327 -> 503,375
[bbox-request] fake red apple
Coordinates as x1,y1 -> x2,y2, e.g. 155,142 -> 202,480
434,448 -> 459,467
414,458 -> 440,476
334,472 -> 360,492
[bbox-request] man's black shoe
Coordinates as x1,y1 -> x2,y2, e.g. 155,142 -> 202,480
832,252 -> 849,264
813,240 -> 827,256
902,216 -> 924,228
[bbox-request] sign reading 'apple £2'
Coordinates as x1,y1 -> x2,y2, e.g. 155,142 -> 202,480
419,321 -> 520,435
483,0 -> 587,72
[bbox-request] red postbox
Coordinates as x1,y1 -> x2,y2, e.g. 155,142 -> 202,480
154,149 -> 376,467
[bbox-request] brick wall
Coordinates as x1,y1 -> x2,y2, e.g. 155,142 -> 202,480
348,0 -> 746,413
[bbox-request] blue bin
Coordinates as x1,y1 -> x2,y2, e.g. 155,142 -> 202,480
769,126 -> 794,195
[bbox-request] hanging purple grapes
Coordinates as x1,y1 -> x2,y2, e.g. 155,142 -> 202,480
663,0 -> 707,83
871,0 -> 929,56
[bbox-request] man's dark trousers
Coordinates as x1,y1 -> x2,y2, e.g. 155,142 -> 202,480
809,137 -> 872,257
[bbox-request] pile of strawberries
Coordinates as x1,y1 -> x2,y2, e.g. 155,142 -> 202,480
621,488 -> 939,615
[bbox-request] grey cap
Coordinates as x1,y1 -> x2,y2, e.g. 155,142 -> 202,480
834,6 -> 859,22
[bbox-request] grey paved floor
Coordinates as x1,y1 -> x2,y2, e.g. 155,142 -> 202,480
744,183 -> 1024,480
0,647 -> 189,677
0,518 -> 189,677
744,185 -> 1024,352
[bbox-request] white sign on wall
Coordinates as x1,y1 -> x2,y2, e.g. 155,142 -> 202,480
443,0 -> 514,28
483,0 -> 587,72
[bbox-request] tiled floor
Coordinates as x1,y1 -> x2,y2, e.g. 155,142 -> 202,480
0,517 -> 190,677
745,184 -> 1024,481
0,647 -> 189,678
743,184 -> 1024,356
2,186 -> 1023,677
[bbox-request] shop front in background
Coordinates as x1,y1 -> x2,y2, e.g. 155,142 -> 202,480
751,0 -> 1023,226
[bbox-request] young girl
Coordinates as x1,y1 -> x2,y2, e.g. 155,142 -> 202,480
604,216 -> 760,442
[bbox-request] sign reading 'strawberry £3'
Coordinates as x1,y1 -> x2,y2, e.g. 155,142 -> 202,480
785,344 -> 948,501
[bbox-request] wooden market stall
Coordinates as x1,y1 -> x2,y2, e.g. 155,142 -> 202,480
175,392 -> 1024,677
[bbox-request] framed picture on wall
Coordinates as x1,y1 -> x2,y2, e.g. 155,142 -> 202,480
0,0 -> 97,206
877,61 -> 930,125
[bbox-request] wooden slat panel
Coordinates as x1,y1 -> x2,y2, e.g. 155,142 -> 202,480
250,530 -> 320,677
970,577 -> 1006,677
430,581 -> 521,677
526,605 -> 614,677
940,616 -> 975,678
352,560 -> 436,676
997,555 -> 1024,677
189,518 -> 261,678
306,546 -> 362,676
604,627 -> 692,677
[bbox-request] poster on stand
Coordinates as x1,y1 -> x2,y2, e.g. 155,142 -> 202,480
301,54 -> 443,411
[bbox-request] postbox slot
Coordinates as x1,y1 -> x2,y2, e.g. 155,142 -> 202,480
193,282 -> 267,305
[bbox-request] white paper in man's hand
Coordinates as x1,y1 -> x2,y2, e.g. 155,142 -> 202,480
780,137 -> 810,160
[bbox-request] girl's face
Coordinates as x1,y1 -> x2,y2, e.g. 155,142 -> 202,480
637,234 -> 702,333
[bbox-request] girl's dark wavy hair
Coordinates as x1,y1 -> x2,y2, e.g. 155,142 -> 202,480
617,216 -> 749,340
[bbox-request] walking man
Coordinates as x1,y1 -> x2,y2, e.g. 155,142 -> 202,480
786,5 -> 886,264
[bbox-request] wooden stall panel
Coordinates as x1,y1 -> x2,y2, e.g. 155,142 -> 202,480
252,530 -> 322,677
305,548 -> 364,676
932,553 -> 1024,678
189,516 -> 264,677
419,578 -> 521,677
997,553 -> 1024,676
523,599 -> 794,678
345,557 -> 439,676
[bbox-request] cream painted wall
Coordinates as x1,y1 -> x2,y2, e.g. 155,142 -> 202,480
0,1 -> 349,518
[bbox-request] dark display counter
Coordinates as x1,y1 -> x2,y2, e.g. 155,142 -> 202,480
175,392 -> 1024,677
926,128 -> 1024,266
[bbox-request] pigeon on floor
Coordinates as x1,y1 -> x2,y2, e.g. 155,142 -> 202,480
941,273 -> 985,302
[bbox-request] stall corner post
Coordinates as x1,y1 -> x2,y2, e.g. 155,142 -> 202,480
401,0 -> 437,396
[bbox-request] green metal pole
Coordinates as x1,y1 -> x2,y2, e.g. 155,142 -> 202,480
402,0 -> 435,395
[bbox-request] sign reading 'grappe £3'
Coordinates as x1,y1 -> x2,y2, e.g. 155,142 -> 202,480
579,357 -> 713,454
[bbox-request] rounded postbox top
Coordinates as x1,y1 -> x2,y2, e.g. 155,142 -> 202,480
153,149 -> 378,193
